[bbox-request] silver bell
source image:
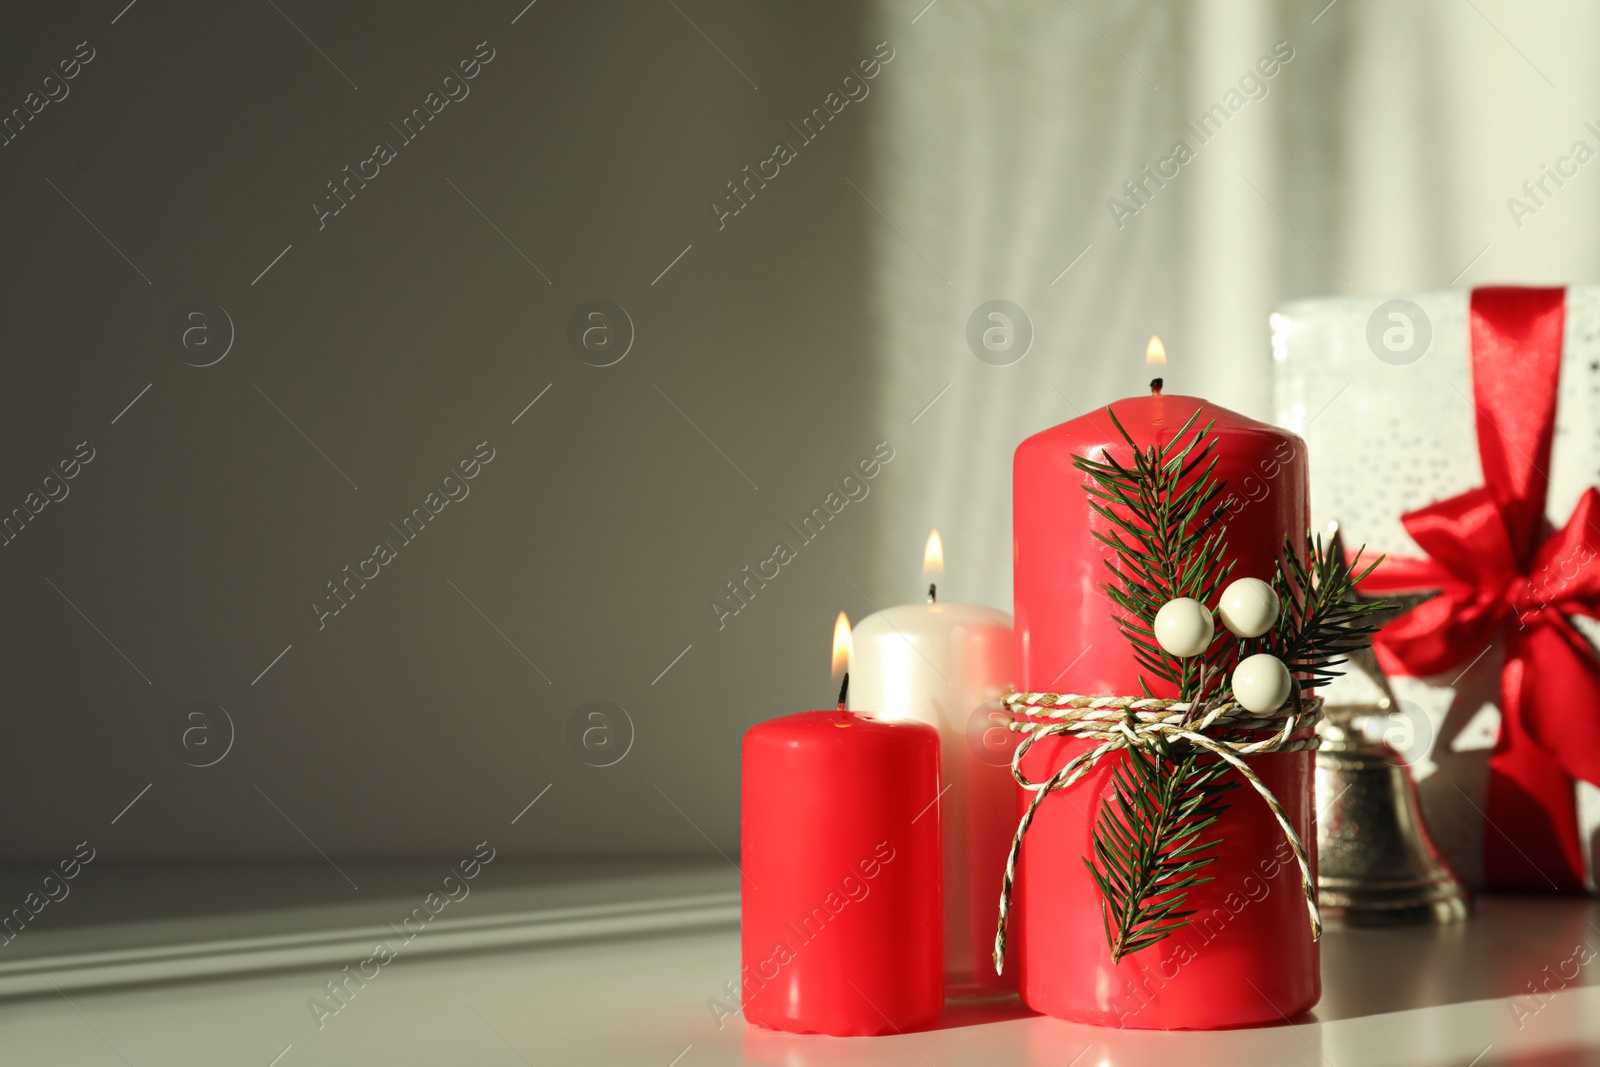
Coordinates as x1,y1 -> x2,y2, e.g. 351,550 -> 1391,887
1316,700 -> 1470,926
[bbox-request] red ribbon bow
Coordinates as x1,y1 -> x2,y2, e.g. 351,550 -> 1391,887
1359,287 -> 1600,890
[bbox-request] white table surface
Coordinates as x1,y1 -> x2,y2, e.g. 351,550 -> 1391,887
3,869 -> 1598,1066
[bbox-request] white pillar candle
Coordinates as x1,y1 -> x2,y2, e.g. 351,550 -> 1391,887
847,533 -> 1015,999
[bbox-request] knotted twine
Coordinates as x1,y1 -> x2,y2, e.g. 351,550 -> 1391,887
991,689 -> 1324,975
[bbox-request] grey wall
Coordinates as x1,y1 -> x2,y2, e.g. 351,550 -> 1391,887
0,0 -> 887,859
15,0 -> 1587,868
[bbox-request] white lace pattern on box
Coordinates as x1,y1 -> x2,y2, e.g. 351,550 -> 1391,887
1272,288 -> 1600,891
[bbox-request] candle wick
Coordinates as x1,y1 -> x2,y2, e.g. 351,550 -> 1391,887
928,583 -> 937,603
1149,377 -> 1164,395
836,672 -> 849,710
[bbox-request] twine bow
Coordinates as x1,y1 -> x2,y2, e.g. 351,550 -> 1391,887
991,689 -> 1323,974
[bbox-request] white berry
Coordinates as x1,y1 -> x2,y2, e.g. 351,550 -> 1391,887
1218,578 -> 1280,639
1153,598 -> 1214,658
1232,653 -> 1292,713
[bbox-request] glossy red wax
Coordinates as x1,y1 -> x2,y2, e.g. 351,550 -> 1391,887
1012,392 -> 1317,1028
740,709 -> 943,1036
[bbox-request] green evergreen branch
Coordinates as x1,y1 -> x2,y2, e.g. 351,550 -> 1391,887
1070,408 -> 1388,962
1084,731 -> 1236,962
1263,532 -> 1388,689
1072,406 -> 1237,961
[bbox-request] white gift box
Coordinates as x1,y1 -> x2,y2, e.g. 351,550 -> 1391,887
1270,287 -> 1600,890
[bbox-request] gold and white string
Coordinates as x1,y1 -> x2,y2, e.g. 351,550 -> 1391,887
992,690 -> 1324,974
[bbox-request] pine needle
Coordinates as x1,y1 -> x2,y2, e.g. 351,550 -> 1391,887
1069,408 -> 1388,961
1073,409 -> 1235,960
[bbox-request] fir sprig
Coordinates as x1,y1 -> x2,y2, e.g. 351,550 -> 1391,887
1073,407 -> 1236,962
1261,532 -> 1387,692
1076,407 -> 1234,703
1070,405 -> 1388,963
1086,730 -> 1237,962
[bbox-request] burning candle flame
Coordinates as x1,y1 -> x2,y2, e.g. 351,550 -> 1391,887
831,611 -> 852,680
1146,335 -> 1167,366
923,530 -> 944,577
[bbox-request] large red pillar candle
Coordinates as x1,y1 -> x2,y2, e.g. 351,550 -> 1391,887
1011,387 -> 1316,1029
741,703 -> 943,1036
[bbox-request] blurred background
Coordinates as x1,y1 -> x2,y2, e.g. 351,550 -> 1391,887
0,0 -> 1596,870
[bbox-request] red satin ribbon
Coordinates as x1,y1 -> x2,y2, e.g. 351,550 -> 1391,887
1360,287 -> 1600,891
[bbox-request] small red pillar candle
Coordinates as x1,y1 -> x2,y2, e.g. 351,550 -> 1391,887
741,685 -> 943,1036
1011,377 -> 1316,1029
